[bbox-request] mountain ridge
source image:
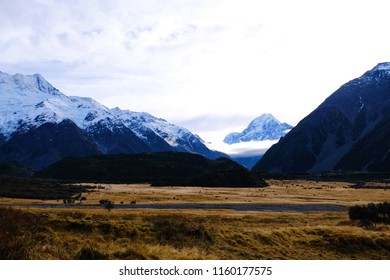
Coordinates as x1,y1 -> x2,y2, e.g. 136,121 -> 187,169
253,62 -> 390,173
0,71 -> 226,170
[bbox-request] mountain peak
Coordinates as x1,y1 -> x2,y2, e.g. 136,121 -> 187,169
224,114 -> 293,144
0,70 -> 226,169
249,113 -> 280,127
0,71 -> 60,97
372,62 -> 390,72
254,62 -> 390,173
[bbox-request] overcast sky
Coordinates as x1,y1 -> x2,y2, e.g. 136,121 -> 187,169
1,0 -> 390,148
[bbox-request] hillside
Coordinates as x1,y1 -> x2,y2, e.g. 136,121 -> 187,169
253,62 -> 390,173
37,152 -> 267,187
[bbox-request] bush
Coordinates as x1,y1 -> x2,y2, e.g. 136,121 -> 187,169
98,199 -> 114,211
99,199 -> 110,204
104,201 -> 114,212
349,202 -> 390,228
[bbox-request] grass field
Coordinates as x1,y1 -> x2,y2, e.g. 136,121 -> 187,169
1,178 -> 390,260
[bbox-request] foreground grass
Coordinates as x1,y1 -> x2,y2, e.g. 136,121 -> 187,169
2,178 -> 390,259
2,207 -> 390,260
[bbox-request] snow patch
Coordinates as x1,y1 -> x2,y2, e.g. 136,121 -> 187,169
372,62 -> 390,72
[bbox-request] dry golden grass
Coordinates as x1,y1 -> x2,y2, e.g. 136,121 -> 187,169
11,206 -> 389,260
2,178 -> 390,206
2,178 -> 390,260
11,178 -> 387,206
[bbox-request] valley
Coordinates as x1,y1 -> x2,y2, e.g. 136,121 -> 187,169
3,178 -> 390,206
1,177 -> 390,260
2,61 -> 390,260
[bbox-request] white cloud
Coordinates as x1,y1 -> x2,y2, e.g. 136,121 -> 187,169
1,0 -> 390,151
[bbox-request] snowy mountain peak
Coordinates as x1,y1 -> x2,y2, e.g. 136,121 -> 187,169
0,71 -> 115,138
372,62 -> 390,72
0,70 -> 225,169
224,114 -> 293,144
248,113 -> 281,128
0,71 -> 60,96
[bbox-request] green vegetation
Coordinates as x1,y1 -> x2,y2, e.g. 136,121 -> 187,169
0,161 -> 33,178
36,152 -> 268,187
0,176 -> 95,200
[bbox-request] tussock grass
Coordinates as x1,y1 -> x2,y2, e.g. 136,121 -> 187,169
74,246 -> 108,260
0,207 -> 48,259
3,177 -> 390,259
3,207 -> 390,260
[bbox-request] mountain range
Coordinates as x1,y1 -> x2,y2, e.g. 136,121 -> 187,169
253,62 -> 390,173
4,61 -> 390,175
0,71 -> 225,170
223,113 -> 293,144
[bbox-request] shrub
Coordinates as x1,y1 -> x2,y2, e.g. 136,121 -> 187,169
104,201 -> 114,212
98,199 -> 114,211
349,202 -> 390,228
99,199 -> 110,205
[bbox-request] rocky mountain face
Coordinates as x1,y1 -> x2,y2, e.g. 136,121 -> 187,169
224,113 -> 293,144
253,62 -> 390,173
0,71 -> 225,170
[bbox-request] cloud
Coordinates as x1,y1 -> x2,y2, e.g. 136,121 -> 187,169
1,0 -> 390,148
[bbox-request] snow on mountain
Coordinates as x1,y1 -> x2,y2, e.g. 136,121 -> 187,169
372,62 -> 390,72
0,71 -> 225,169
223,113 -> 293,144
0,72 -> 114,138
110,107 -> 223,157
253,62 -> 390,173
112,108 -> 200,146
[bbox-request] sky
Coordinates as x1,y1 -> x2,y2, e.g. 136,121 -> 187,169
1,0 -> 390,153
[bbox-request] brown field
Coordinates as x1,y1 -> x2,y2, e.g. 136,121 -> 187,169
78,179 -> 390,206
1,178 -> 390,260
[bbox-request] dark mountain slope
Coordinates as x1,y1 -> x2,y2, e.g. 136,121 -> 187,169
0,120 -> 100,170
253,62 -> 390,173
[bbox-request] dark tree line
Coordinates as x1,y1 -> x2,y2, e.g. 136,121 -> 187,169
349,202 -> 390,228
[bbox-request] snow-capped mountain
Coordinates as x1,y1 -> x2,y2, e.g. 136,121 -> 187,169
223,113 -> 293,144
253,62 -> 390,173
0,71 -> 225,170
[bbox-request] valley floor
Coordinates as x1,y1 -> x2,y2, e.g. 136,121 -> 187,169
1,178 -> 390,260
